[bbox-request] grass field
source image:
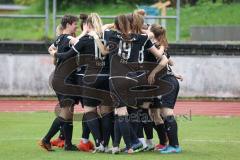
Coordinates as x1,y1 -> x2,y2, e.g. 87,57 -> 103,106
0,112 -> 239,160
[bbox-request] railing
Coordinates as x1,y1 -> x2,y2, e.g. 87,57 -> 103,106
0,0 -> 49,38
53,0 -> 180,41
0,0 -> 180,41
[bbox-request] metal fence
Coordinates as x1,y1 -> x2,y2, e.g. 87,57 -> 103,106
53,0 -> 180,41
0,0 -> 180,41
0,0 -> 49,38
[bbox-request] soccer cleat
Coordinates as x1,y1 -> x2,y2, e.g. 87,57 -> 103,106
155,144 -> 167,151
131,141 -> 143,152
145,139 -> 155,151
38,140 -> 54,151
92,143 -> 105,153
50,138 -> 65,148
64,144 -> 79,151
121,141 -> 144,153
77,139 -> 94,152
104,146 -> 112,153
127,148 -> 134,154
142,146 -> 149,151
160,146 -> 182,154
111,147 -> 120,154
57,140 -> 65,148
89,140 -> 95,150
145,143 -> 155,151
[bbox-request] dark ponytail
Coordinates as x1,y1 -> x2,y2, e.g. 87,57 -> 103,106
79,13 -> 88,30
114,14 -> 131,40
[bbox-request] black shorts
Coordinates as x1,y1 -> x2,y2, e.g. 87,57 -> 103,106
56,93 -> 81,107
150,75 -> 179,109
55,73 -> 84,107
110,71 -> 156,108
82,75 -> 110,107
109,76 -> 139,108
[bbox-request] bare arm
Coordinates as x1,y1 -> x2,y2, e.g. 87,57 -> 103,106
168,58 -> 174,66
54,48 -> 78,61
141,29 -> 154,40
102,23 -> 115,31
148,45 -> 165,59
149,44 -> 174,66
48,44 -> 57,56
48,44 -> 58,65
148,55 -> 168,85
173,73 -> 183,81
68,36 -> 80,46
147,45 -> 168,84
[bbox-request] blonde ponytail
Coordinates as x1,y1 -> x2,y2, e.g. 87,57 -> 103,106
87,13 -> 103,37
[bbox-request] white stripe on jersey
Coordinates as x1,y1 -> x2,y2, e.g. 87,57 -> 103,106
72,46 -> 80,54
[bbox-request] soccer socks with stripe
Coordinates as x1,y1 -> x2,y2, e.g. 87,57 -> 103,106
101,112 -> 114,147
58,127 -> 65,140
63,121 -> 73,146
117,116 -> 132,149
85,112 -> 102,147
43,116 -> 65,143
82,114 -> 90,139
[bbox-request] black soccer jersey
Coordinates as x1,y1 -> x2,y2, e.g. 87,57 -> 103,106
53,34 -> 73,67
143,42 -> 173,75
108,31 -> 153,63
73,34 -> 109,74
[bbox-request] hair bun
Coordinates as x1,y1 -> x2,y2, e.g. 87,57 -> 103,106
79,13 -> 88,20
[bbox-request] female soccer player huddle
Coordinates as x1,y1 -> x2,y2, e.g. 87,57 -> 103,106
39,11 -> 183,154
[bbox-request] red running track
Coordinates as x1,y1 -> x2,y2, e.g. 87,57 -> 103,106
0,100 -> 239,116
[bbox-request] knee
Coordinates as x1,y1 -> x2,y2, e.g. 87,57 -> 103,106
84,106 -> 97,113
116,107 -> 128,116
84,110 -> 99,122
141,102 -> 151,109
161,108 -> 174,117
150,109 -> 163,125
59,107 -> 74,120
99,106 -> 113,115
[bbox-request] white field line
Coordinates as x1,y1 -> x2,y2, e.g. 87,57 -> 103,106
182,139 -> 240,144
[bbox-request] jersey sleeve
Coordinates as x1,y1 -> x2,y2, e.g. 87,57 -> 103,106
72,38 -> 86,53
66,35 -> 74,47
53,36 -> 62,47
144,39 -> 154,50
103,29 -> 113,42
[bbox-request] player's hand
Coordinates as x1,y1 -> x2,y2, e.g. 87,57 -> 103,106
50,49 -> 57,57
175,74 -> 183,81
148,71 -> 156,85
88,31 -> 99,39
142,29 -> 154,39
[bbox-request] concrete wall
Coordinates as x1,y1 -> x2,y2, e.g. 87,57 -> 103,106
0,54 -> 240,97
0,54 -> 55,96
191,26 -> 240,41
172,56 -> 240,97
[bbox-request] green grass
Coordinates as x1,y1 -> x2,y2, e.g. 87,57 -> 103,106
0,112 -> 239,160
1,2 -> 240,41
0,2 -> 136,41
175,2 -> 240,41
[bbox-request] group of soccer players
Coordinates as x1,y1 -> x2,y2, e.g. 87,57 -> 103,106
39,9 -> 183,154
